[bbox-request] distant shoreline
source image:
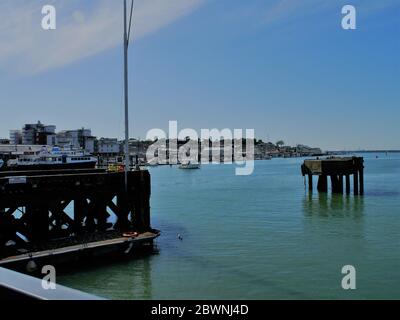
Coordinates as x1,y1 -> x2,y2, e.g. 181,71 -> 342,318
328,150 -> 400,153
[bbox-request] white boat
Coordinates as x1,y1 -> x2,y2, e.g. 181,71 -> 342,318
146,159 -> 159,167
5,147 -> 97,171
179,161 -> 201,169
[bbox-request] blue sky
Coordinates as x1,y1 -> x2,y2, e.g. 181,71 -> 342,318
0,0 -> 399,150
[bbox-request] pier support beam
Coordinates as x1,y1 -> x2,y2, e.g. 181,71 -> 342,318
26,205 -> 50,242
74,198 -> 86,234
317,175 -> 328,193
359,168 -> 364,196
345,175 -> 351,195
338,175 -> 344,194
308,174 -> 313,191
353,171 -> 359,195
331,175 -> 343,194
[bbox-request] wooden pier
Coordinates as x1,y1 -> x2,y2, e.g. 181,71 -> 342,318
301,157 -> 364,195
0,168 -> 159,269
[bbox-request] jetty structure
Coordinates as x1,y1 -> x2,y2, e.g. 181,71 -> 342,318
0,0 -> 159,271
301,157 -> 364,195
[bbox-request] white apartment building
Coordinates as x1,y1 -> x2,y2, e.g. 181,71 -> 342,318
9,130 -> 22,145
98,138 -> 120,156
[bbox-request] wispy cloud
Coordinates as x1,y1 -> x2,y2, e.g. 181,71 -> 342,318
0,0 -> 203,74
1,0 -> 398,75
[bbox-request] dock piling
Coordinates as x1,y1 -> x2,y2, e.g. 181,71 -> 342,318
339,175 -> 344,194
353,170 -> 359,195
308,174 -> 313,191
317,175 -> 328,193
345,175 -> 351,195
359,168 -> 364,196
302,157 -> 364,196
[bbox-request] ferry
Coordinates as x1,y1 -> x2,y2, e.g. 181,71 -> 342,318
2,147 -> 97,171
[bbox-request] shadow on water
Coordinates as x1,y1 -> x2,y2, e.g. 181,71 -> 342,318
302,192 -> 364,219
152,225 -> 314,299
365,190 -> 400,197
56,247 -> 157,299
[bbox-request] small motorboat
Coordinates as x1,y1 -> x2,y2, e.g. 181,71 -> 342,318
179,161 -> 201,169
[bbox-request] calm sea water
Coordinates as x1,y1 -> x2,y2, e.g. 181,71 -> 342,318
59,153 -> 400,299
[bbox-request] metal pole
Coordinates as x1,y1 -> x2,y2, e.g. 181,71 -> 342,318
123,0 -> 129,191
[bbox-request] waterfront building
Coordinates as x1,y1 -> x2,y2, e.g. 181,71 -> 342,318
98,138 -> 120,156
9,123 -> 96,153
21,121 -> 56,145
85,136 -> 97,154
296,144 -> 323,156
9,130 -> 22,145
46,134 -> 57,146
55,128 -> 94,151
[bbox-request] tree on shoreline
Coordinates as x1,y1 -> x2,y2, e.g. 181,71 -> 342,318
276,140 -> 285,148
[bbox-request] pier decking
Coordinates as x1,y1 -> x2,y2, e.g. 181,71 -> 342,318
0,168 -> 158,268
301,157 -> 364,195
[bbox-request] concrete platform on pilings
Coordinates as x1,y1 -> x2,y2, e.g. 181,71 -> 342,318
301,157 -> 364,195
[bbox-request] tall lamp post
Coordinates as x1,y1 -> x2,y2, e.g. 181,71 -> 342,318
123,0 -> 134,191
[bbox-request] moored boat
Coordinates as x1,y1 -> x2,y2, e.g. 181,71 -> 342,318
3,147 -> 97,171
179,161 -> 201,169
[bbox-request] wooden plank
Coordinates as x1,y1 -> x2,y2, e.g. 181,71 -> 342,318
0,232 -> 159,265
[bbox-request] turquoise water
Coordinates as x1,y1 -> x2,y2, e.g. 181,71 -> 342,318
59,153 -> 400,299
